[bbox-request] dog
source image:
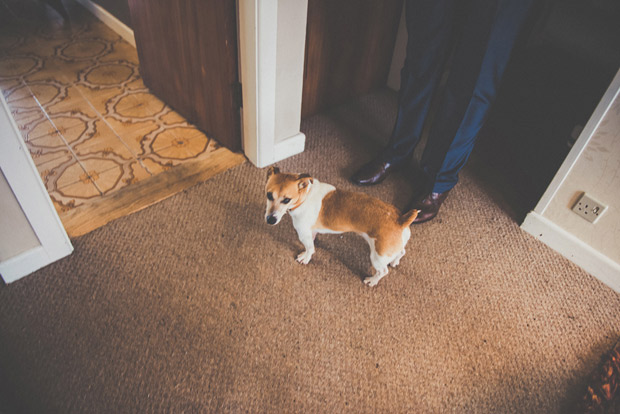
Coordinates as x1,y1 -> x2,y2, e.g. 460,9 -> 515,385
264,166 -> 419,286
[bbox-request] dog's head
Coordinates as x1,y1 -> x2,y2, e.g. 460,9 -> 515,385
264,166 -> 313,225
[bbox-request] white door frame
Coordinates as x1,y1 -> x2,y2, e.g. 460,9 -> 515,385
237,0 -> 308,168
0,96 -> 73,283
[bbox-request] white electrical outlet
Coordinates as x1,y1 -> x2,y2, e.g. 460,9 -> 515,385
572,193 -> 607,223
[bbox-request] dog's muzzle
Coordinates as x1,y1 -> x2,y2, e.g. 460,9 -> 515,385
266,214 -> 278,225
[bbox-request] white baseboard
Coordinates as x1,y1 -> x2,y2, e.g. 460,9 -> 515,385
521,212 -> 620,293
272,132 -> 306,165
74,0 -> 135,47
1,247 -> 52,284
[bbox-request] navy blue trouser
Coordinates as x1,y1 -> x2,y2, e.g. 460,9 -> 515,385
382,0 -> 533,193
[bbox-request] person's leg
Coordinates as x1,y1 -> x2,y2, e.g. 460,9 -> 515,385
382,0 -> 456,164
412,0 -> 534,223
352,0 -> 455,185
422,0 -> 534,194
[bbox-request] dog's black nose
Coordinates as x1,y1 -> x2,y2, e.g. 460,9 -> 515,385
266,215 -> 277,225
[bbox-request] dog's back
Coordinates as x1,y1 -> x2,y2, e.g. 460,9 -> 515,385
314,189 -> 417,257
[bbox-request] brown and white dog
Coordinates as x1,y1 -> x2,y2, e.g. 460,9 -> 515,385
264,167 -> 418,286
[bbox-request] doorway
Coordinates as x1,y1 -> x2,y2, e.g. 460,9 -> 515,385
0,0 -> 245,238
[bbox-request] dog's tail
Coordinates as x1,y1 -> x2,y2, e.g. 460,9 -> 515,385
398,209 -> 420,227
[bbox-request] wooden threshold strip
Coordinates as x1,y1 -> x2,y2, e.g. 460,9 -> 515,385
60,149 -> 246,238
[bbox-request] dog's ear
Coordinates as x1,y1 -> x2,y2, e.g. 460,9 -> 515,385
297,174 -> 313,191
267,166 -> 280,178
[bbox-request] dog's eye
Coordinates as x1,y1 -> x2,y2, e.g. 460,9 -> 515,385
282,198 -> 291,204
267,192 -> 273,201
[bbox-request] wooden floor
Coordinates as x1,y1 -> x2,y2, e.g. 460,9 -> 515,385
0,0 -> 245,237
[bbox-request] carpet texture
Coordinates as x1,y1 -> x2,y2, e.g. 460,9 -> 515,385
1,90 -> 619,413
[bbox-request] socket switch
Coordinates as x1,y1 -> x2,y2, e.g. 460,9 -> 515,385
572,193 -> 607,223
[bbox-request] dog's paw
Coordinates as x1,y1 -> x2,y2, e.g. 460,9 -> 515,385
389,250 -> 405,268
296,250 -> 313,265
363,277 -> 379,287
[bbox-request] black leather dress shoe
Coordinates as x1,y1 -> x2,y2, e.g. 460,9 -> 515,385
408,190 -> 450,224
351,157 -> 398,186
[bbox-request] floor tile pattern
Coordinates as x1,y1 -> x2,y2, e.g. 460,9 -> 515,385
1,0 -> 245,236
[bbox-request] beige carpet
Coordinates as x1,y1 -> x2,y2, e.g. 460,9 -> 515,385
1,90 -> 619,413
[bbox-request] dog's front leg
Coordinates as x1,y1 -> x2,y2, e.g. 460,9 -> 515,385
295,227 -> 315,265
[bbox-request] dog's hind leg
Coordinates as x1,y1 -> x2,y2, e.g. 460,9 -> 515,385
390,227 -> 410,267
364,249 -> 391,287
364,254 -> 390,287
360,234 -> 389,286
389,249 -> 406,267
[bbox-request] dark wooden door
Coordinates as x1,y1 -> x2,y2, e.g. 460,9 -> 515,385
302,0 -> 404,118
128,0 -> 241,151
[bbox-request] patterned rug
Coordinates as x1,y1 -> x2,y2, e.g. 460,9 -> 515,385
580,340 -> 620,413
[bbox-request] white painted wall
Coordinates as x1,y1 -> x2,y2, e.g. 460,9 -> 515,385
522,69 -> 620,292
542,92 -> 620,262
